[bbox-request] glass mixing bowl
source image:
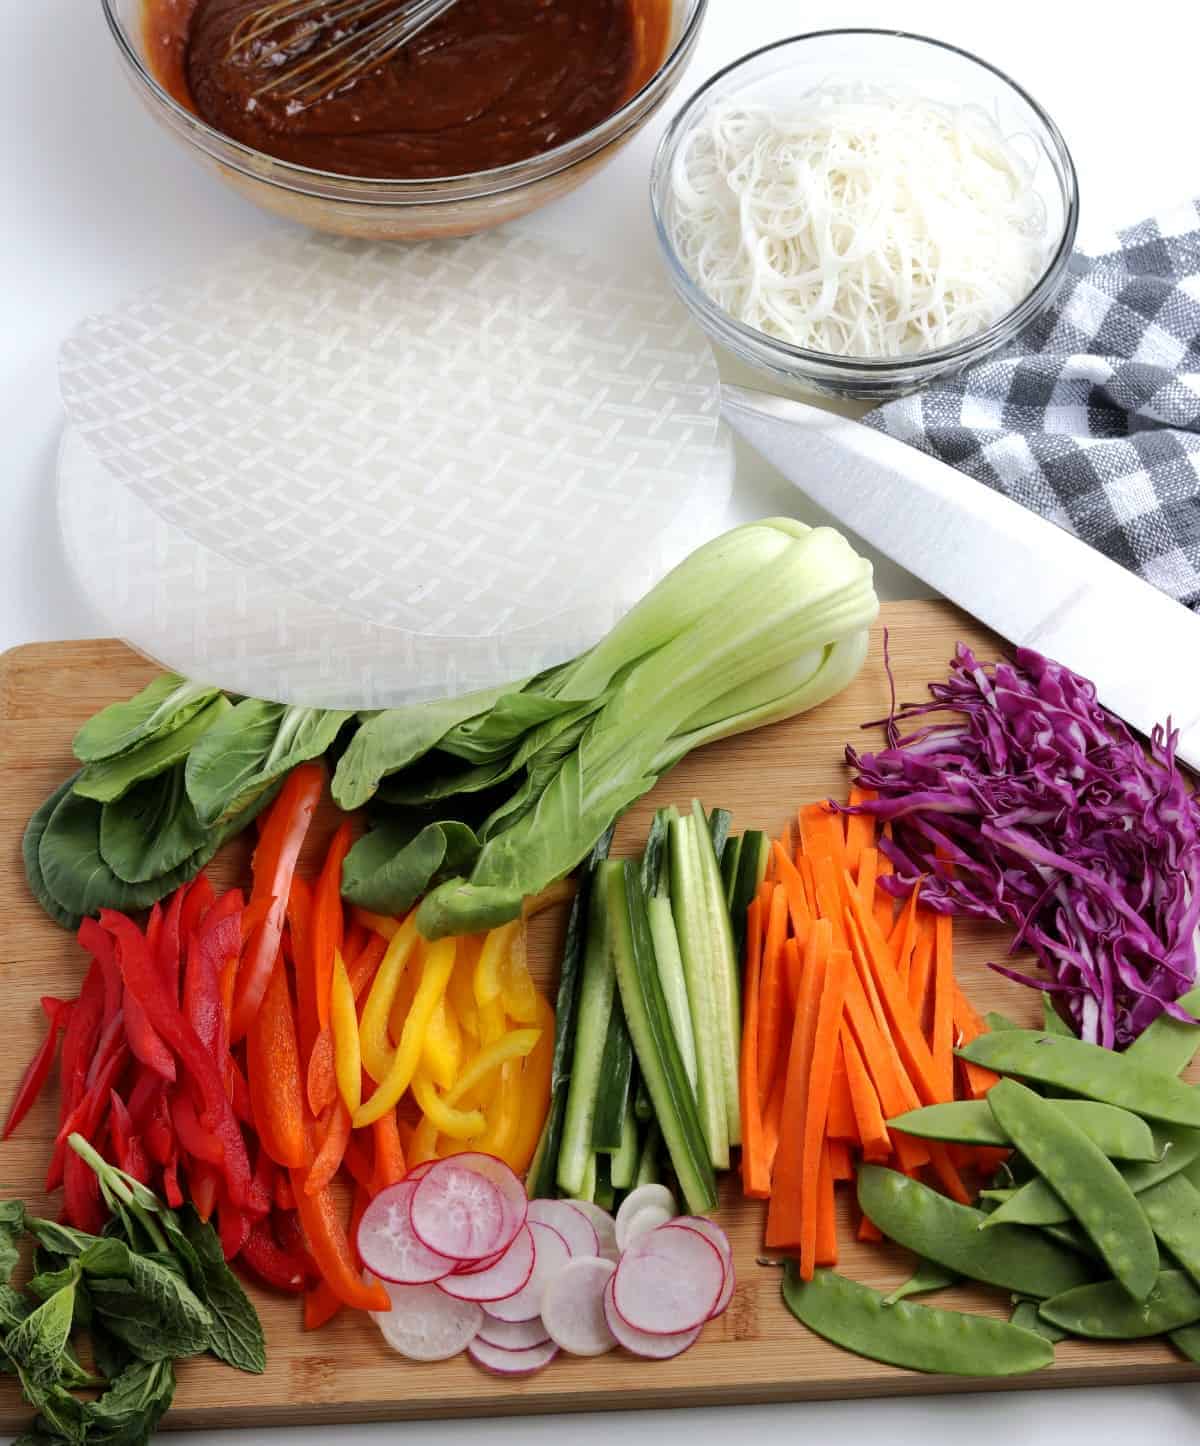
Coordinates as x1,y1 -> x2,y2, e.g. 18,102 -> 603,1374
103,0 -> 708,240
650,29 -> 1079,404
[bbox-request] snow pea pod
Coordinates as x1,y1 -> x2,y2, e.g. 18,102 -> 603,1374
957,1032 -> 1200,1128
782,1266 -> 1054,1377
889,1098 -> 1157,1161
882,1259 -> 960,1305
857,1166 -> 1091,1298
1040,1270 -> 1200,1338
1010,1298 -> 1069,1343
1171,1324 -> 1200,1362
982,1124 -> 1200,1227
1139,1172 -> 1200,1286
1126,984 -> 1200,1077
984,1079 -> 1158,1301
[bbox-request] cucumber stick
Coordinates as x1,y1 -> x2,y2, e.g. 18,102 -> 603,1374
708,807 -> 733,865
635,1120 -> 661,1188
646,893 -> 699,1092
606,859 -> 718,1214
668,810 -> 729,1168
729,829 -> 769,962
721,834 -> 743,909
591,1001 -> 634,1151
690,799 -> 742,1148
610,1107 -> 639,1189
557,873 -> 617,1197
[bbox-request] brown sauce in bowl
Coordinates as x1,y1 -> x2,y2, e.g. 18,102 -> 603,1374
142,0 -> 670,179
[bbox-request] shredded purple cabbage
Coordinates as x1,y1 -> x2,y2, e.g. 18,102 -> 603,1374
846,643 -> 1200,1049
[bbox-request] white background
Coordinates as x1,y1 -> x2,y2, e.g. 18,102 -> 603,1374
5,1 -> 1200,1442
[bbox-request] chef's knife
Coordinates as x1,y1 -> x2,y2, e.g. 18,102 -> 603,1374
722,384 -> 1200,770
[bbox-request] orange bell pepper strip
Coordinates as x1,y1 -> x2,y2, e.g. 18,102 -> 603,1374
306,1028 -> 337,1118
286,874 -> 318,1063
312,822 -> 353,1034
507,994 -> 555,1175
290,1172 -> 387,1312
304,1279 -> 342,1332
304,1099 -> 351,1197
372,1108 -> 408,1193
352,907 -> 401,940
230,762 -> 323,1043
329,950 -> 362,1114
348,933 -> 387,1003
245,952 -> 309,1169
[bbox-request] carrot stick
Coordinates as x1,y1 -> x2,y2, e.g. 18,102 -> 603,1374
890,885 -> 923,988
772,842 -> 812,938
797,802 -> 847,872
761,1074 -> 785,1180
765,920 -> 831,1250
841,964 -> 929,1173
856,847 -> 879,915
953,983 -> 1001,1099
858,1212 -> 883,1243
926,1140 -> 970,1204
782,936 -> 804,1015
796,855 -> 817,920
907,919 -> 936,1032
843,787 -> 877,879
843,885 -> 944,1108
756,885 -> 790,1105
874,829 -> 896,936
799,945 -> 851,1278
932,913 -> 955,1101
810,854 -> 849,947
841,1027 -> 891,1162
825,1041 -> 858,1144
739,896 -> 770,1199
815,1140 -> 838,1267
827,1138 -> 854,1181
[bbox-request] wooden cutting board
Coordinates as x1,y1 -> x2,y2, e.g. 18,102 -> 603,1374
2,603 -> 1198,1433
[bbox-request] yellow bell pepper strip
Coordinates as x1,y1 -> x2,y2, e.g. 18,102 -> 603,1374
388,963 -> 419,1049
410,1112 -> 439,1166
500,928 -> 539,1025
330,950 -> 362,1115
448,935 -> 483,1041
508,995 -> 556,1174
354,937 -> 457,1128
359,913 -> 419,1083
472,1059 -> 522,1164
475,923 -> 518,1045
352,907 -> 401,941
421,996 -> 462,1092
411,1069 -> 486,1140
444,1027 -> 542,1108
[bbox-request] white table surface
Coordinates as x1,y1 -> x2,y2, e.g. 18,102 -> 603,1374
5,1 -> 1200,1441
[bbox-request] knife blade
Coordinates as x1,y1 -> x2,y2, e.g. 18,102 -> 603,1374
721,384 -> 1200,770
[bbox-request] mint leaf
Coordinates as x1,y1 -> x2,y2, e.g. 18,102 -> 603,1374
181,1212 -> 266,1374
0,1200 -> 25,1285
3,1280 -> 77,1393
85,1358 -> 175,1446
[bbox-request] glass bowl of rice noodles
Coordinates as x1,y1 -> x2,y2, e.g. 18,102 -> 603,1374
651,29 -> 1078,402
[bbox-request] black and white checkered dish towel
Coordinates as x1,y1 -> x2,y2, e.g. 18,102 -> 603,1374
864,199 -> 1200,608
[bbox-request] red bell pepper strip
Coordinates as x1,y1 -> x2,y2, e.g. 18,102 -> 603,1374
163,1153 -> 185,1209
144,1088 -> 176,1167
108,1091 -> 150,1184
78,919 -> 122,1027
273,1209 -> 316,1278
50,961 -> 106,1189
218,1196 -> 252,1260
158,883 -> 187,1001
247,954 -> 309,1169
179,872 -> 215,943
348,1182 -> 370,1270
240,894 -> 273,946
286,875 -> 318,1066
188,1161 -> 220,1223
123,990 -> 176,1084
289,1173 -> 389,1312
303,1280 -> 343,1332
228,1057 -> 255,1129
86,1010 -> 127,1091
342,918 -> 367,971
126,1069 -> 162,1130
3,997 -> 70,1140
230,764 -> 323,1043
239,1220 -> 308,1293
101,909 -> 253,1208
304,1100 -> 351,1197
63,1145 -> 106,1233
184,914 -> 234,1060
312,822 -> 353,1034
170,1089 -> 225,1166
145,901 -> 164,959
55,1045 -> 129,1151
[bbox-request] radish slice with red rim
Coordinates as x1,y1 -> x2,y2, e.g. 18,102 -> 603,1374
431,1152 -> 527,1257
615,1184 -> 676,1252
409,1160 -> 505,1263
541,1257 -> 616,1356
368,1276 -> 483,1361
436,1225 -> 535,1303
468,1336 -> 558,1376
602,1276 -> 701,1359
403,1160 -> 437,1184
527,1199 -> 599,1258
566,1200 -> 619,1260
482,1220 -> 570,1323
611,1225 -> 723,1335
356,1181 -> 457,1285
476,1315 -> 551,1352
661,1220 -> 734,1317
619,1203 -> 672,1250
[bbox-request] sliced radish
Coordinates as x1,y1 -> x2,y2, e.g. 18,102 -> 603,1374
615,1184 -> 676,1252
621,1203 -> 673,1248
369,1276 -> 483,1360
410,1161 -> 505,1263
611,1226 -> 723,1335
476,1315 -> 551,1352
662,1220 -> 734,1318
436,1225 -> 535,1303
357,1181 -> 457,1285
455,1246 -> 507,1276
603,1275 -> 701,1359
565,1200 -> 619,1260
468,1336 -> 558,1376
541,1256 -> 617,1357
483,1220 -> 569,1323
404,1160 -> 437,1183
527,1199 -> 599,1258
440,1152 -> 527,1255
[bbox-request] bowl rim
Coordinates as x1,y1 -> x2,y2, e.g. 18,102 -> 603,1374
102,0 -> 708,198
649,26 -> 1081,374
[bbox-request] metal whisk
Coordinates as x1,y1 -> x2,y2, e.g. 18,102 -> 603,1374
227,0 -> 460,108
